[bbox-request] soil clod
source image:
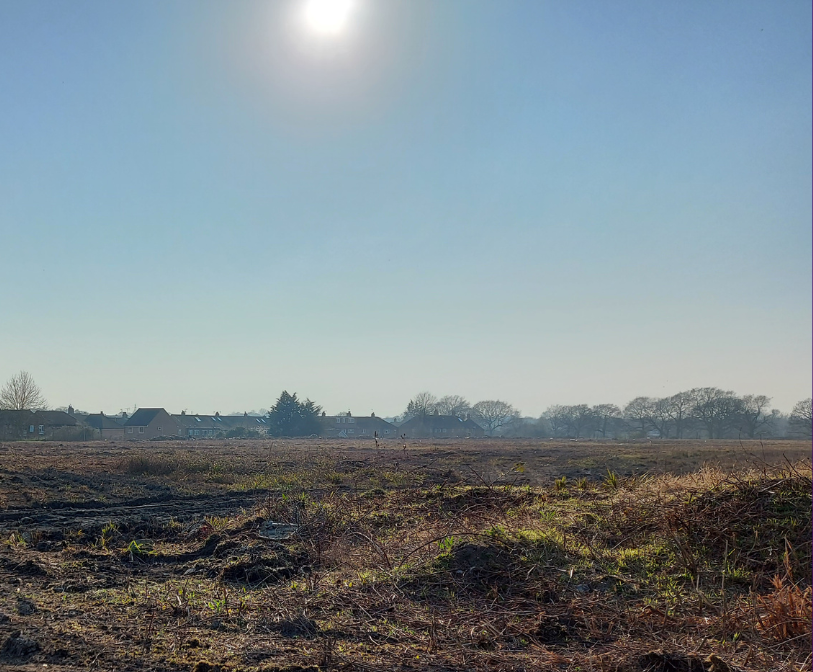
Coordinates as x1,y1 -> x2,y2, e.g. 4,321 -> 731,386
219,558 -> 295,585
15,598 -> 37,616
268,614 -> 319,639
11,559 -> 47,576
637,650 -> 707,672
0,630 -> 40,661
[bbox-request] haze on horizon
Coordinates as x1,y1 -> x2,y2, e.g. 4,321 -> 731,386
0,0 -> 810,419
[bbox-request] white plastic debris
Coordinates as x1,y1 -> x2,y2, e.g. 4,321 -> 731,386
257,521 -> 299,540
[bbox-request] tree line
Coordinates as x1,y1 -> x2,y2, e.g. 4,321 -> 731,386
402,389 -> 811,440
2,371 -> 810,440
538,390 -> 812,440
401,392 -> 520,435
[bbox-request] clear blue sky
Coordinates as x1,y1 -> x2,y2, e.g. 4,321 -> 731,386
1,0 -> 810,416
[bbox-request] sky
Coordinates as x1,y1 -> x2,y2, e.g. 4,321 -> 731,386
0,0 -> 810,417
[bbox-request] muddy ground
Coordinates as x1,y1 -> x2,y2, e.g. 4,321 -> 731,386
0,437 -> 806,508
0,439 -> 809,671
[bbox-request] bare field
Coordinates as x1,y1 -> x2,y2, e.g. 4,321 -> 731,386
0,439 -> 810,671
0,438 -> 808,509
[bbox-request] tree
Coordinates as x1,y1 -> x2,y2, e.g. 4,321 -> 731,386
689,387 -> 743,439
532,415 -> 554,438
267,391 -> 322,437
0,371 -> 47,410
738,395 -> 772,438
471,400 -> 519,436
624,397 -> 655,436
647,398 -> 675,438
789,398 -> 812,439
664,391 -> 694,439
592,404 -> 621,438
561,404 -> 596,438
403,392 -> 438,420
499,415 -> 536,437
434,395 -> 470,418
541,405 -> 569,438
764,409 -> 787,438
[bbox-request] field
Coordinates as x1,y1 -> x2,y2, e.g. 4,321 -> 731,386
0,438 -> 810,671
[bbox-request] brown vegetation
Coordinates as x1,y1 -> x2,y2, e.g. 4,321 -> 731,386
0,439 -> 810,671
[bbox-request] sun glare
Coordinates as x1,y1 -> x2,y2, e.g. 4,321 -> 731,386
304,0 -> 354,35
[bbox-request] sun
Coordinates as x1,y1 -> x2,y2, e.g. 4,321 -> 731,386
304,0 -> 354,35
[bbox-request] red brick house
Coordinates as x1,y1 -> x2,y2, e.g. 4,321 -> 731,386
318,412 -> 398,438
0,410 -> 81,439
172,412 -> 270,438
84,413 -> 126,440
123,408 -> 177,440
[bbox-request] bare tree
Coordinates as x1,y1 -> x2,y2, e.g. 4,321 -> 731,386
403,392 -> 438,420
689,387 -> 743,439
592,404 -> 621,438
624,397 -> 655,436
564,404 -> 596,438
764,409 -> 787,438
542,405 -> 570,437
434,395 -> 470,418
738,394 -> 772,438
647,398 -> 675,438
790,398 -> 812,439
0,371 -> 47,411
471,400 -> 519,436
664,391 -> 694,439
499,414 -> 535,437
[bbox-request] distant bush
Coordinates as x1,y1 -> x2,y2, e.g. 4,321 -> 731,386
49,427 -> 98,442
123,454 -> 179,476
225,427 -> 261,439
120,452 -> 218,477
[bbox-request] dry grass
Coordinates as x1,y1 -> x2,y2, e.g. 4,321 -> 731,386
753,576 -> 812,643
0,441 -> 810,671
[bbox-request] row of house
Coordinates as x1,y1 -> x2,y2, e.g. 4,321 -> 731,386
319,411 -> 485,439
86,408 -> 271,440
120,408 -> 486,440
0,407 -> 267,441
0,406 -> 487,441
0,409 -> 83,440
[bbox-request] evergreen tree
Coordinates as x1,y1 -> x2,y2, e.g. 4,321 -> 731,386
267,391 -> 322,437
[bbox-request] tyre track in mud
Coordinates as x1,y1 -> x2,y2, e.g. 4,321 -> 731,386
0,490 -> 266,535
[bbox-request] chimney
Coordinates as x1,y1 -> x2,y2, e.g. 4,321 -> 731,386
215,411 -> 220,417
68,405 -> 74,416
371,411 -> 375,417
181,410 -> 186,415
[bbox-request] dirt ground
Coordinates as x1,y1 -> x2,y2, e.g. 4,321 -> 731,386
0,437 -> 808,509
0,438 -> 809,671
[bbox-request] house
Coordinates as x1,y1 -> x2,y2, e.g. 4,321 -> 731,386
172,412 -> 269,438
317,412 -> 398,438
173,412 -> 222,438
398,412 -> 484,438
221,413 -> 269,436
0,410 -> 80,439
84,413 -> 126,440
32,410 -> 81,439
0,410 -> 36,439
123,408 -> 178,440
